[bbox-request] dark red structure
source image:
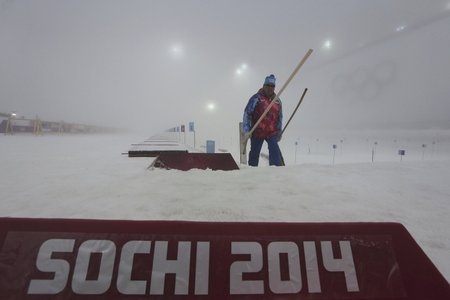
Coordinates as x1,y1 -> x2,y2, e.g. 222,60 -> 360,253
128,150 -> 188,157
0,218 -> 448,299
149,152 -> 240,171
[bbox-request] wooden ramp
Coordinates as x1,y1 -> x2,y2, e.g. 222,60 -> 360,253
128,138 -> 189,157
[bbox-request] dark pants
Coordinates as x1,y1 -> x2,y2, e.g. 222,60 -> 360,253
248,135 -> 282,166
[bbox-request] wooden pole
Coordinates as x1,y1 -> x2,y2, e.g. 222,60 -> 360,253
5,116 -> 11,134
239,122 -> 247,164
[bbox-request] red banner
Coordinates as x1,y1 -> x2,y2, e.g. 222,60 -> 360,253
0,218 -> 448,299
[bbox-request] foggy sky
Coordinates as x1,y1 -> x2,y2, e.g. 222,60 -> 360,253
1,0 -> 450,139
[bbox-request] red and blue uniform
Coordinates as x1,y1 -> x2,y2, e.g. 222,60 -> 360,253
243,89 -> 283,166
243,89 -> 283,137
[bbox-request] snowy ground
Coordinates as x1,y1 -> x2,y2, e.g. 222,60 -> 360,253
0,131 -> 449,282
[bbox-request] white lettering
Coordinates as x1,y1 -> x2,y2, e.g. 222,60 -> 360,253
304,241 -> 321,293
117,240 -> 151,295
27,237 -> 360,296
230,242 -> 264,295
267,241 -> 302,294
28,239 -> 75,294
71,240 -> 116,294
194,242 -> 210,295
150,241 -> 191,295
321,241 -> 359,292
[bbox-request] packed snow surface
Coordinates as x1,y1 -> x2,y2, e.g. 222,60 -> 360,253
0,132 -> 449,282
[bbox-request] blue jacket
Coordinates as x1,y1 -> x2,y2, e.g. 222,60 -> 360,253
243,90 -> 282,136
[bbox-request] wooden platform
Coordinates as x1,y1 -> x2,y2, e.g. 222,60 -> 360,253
149,152 -> 239,171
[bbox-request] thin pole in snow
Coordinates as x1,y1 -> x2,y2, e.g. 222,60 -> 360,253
422,144 -> 426,160
372,141 -> 378,163
332,144 -> 337,165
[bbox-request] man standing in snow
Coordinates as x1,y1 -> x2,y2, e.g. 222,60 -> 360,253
243,74 -> 283,166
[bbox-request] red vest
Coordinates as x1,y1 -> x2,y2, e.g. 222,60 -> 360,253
252,94 -> 281,138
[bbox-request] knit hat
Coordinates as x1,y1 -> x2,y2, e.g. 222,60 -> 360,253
264,74 -> 276,86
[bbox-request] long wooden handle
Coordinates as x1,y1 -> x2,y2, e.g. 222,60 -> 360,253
245,49 -> 313,141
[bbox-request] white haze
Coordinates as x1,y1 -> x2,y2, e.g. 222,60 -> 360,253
1,0 -> 450,141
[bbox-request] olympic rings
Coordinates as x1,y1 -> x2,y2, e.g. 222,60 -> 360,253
331,60 -> 396,101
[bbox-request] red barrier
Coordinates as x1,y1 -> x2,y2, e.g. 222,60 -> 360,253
0,218 -> 448,299
149,152 -> 239,171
